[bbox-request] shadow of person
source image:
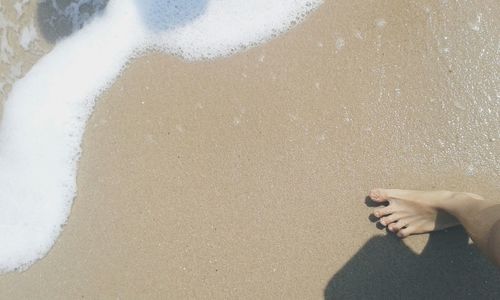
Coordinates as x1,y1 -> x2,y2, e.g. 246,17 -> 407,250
133,0 -> 208,33
324,226 -> 500,299
37,0 -> 110,43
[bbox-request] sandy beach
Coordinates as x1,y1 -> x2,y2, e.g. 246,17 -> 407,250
0,0 -> 499,299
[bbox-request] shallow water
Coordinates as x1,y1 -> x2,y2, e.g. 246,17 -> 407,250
0,0 -> 499,298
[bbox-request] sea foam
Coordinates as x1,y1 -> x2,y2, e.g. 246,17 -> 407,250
0,0 -> 323,273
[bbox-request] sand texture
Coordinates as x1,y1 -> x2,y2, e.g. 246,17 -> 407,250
0,0 -> 499,299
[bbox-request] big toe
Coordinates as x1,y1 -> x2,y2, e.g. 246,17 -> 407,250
369,188 -> 389,202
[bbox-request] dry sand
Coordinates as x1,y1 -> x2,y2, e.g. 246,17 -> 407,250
1,0 -> 500,299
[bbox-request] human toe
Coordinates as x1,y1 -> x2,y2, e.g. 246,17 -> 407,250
396,227 -> 414,238
373,206 -> 393,218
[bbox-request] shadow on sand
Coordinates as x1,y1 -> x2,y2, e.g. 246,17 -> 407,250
37,0 -> 208,43
325,199 -> 500,299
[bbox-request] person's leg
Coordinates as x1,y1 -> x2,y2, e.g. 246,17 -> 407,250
488,218 -> 500,266
369,188 -> 500,267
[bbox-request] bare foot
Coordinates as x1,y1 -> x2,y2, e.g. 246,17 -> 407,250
368,189 -> 474,238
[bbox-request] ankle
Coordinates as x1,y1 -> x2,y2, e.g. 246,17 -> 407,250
439,191 -> 486,217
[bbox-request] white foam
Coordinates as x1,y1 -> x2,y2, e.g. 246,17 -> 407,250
375,18 -> 387,29
335,37 -> 345,51
19,22 -> 37,50
0,0 -> 323,273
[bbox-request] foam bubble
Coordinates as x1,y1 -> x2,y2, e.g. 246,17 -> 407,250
19,22 -> 37,50
375,18 -> 387,29
335,37 -> 345,51
0,0 -> 323,273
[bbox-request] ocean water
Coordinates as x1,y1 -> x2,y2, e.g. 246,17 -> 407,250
0,0 -> 323,273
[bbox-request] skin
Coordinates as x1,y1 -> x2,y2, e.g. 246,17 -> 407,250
369,188 -> 500,267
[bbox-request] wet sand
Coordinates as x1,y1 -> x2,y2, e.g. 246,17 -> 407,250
1,0 -> 500,299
